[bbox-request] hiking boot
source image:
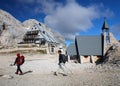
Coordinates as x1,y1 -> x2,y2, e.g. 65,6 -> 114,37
19,73 -> 23,75
15,72 -> 18,74
54,72 -> 57,76
63,74 -> 67,76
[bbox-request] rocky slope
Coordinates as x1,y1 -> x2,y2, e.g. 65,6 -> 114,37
22,19 -> 40,29
93,43 -> 120,73
105,44 -> 120,64
0,9 -> 21,27
0,9 -> 26,48
0,9 -> 65,48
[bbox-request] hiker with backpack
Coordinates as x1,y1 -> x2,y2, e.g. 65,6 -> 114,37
14,53 -> 25,75
54,50 -> 67,76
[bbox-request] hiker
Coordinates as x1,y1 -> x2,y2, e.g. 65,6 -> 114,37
14,53 -> 25,75
54,50 -> 67,76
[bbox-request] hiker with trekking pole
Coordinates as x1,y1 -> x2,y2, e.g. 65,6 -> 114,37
54,50 -> 69,76
13,53 -> 25,75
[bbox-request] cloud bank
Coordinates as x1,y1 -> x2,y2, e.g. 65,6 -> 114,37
15,0 -> 114,41
43,1 -> 113,41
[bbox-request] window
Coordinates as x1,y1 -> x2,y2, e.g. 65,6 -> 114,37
43,31 -> 45,34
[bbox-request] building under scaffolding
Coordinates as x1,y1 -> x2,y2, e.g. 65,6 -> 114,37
22,23 -> 62,54
23,23 -> 57,44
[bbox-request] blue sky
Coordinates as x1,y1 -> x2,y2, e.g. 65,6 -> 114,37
0,0 -> 120,45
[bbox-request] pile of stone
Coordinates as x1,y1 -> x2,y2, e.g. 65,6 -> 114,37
105,44 -> 120,65
91,43 -> 120,72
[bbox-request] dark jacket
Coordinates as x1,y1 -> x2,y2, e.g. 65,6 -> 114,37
59,54 -> 63,63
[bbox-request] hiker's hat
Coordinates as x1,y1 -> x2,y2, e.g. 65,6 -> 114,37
17,53 -> 20,56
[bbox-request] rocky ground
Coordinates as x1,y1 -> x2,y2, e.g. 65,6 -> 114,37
0,53 -> 120,86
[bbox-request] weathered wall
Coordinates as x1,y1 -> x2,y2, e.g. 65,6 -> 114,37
104,32 -> 119,54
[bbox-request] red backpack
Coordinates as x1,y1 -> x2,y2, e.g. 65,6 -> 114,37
16,56 -> 25,65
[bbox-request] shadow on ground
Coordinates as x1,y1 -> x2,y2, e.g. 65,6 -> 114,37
23,70 -> 33,75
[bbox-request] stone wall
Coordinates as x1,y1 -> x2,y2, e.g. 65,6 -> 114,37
104,32 -> 119,55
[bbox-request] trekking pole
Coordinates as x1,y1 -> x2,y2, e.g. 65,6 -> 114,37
64,64 -> 73,74
9,63 -> 14,66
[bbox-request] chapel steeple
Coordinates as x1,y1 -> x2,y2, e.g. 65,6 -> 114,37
102,17 -> 110,43
102,17 -> 109,32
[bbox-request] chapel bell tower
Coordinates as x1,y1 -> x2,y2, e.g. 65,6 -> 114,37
102,18 -> 110,44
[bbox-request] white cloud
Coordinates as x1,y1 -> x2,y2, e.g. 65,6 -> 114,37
111,24 -> 120,36
42,1 -> 114,41
44,1 -> 100,41
15,0 -> 114,41
36,0 -> 63,14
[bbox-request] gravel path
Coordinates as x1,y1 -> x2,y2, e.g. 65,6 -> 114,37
0,53 -> 120,86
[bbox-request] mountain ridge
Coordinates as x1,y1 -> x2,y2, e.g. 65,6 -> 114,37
0,9 -> 65,48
